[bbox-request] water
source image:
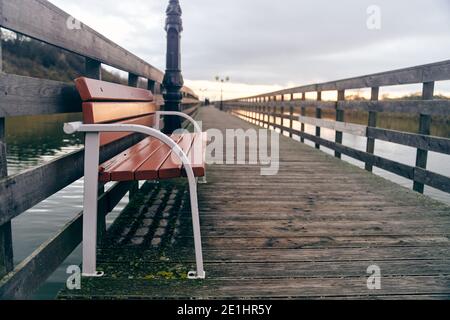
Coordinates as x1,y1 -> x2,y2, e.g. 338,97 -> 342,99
3,111 -> 450,300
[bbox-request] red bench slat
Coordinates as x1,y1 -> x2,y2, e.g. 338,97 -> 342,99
99,137 -> 154,182
183,132 -> 207,177
75,77 -> 154,102
134,134 -> 191,181
82,101 -> 157,124
108,135 -> 184,182
99,114 -> 156,146
158,133 -> 196,179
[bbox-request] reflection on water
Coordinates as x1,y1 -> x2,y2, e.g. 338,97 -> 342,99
6,114 -> 83,174
3,111 -> 450,299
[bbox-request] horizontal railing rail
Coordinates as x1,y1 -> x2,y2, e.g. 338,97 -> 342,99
0,0 -> 200,298
221,60 -> 450,196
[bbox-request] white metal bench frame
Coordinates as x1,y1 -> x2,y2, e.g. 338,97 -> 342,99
64,112 -> 206,280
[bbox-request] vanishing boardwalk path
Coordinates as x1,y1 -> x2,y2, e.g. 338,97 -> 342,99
60,106 -> 450,299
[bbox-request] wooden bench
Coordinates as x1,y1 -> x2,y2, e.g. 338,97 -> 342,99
64,77 -> 206,279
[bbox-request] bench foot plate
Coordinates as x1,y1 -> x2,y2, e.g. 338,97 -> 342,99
187,271 -> 206,280
82,271 -> 105,278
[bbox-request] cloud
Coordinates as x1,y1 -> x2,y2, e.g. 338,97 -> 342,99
49,0 -> 450,98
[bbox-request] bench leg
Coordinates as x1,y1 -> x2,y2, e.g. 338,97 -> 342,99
82,133 -> 104,278
198,174 -> 207,184
187,176 -> 206,280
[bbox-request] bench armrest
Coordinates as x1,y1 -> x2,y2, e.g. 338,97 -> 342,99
155,111 -> 202,133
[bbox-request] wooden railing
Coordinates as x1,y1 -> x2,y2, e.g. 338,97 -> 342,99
221,60 -> 450,195
0,0 -> 199,299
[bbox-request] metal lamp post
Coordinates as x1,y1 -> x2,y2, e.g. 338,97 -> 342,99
163,0 -> 184,134
215,76 -> 230,111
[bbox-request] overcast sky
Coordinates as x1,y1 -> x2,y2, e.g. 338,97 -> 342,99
50,0 -> 450,99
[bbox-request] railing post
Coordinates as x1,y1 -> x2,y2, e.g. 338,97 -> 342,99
85,58 -> 102,79
128,73 -> 140,199
289,94 -> 294,138
280,95 -> 285,136
315,92 -> 322,149
263,101 -> 266,128
128,73 -> 139,87
163,0 -> 183,134
271,97 -> 276,130
300,93 -> 306,143
413,81 -> 434,193
261,104 -> 265,127
335,90 -> 345,158
257,102 -> 260,126
148,79 -> 156,93
0,119 -> 13,278
0,36 -> 14,278
365,87 -> 379,172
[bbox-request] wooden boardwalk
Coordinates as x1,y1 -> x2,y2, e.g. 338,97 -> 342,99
59,106 -> 450,299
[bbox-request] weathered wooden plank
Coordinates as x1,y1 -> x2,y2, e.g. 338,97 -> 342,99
335,90 -> 345,158
0,134 -> 144,226
176,235 -> 450,249
0,42 -> 13,277
0,73 -> 82,117
59,276 -> 450,299
315,92 -> 322,150
413,82 -> 434,193
0,181 -> 132,299
180,222 -> 450,237
138,246 -> 450,263
365,87 -> 379,172
135,260 -> 450,279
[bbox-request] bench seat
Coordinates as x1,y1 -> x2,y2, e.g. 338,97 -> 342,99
99,132 -> 207,182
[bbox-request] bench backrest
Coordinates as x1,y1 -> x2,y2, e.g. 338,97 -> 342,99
75,77 -> 158,145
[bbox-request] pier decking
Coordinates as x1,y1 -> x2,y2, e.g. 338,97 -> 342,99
59,106 -> 450,300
